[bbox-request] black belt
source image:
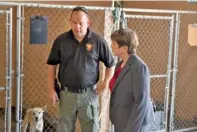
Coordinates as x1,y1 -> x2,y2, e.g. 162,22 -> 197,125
61,86 -> 88,93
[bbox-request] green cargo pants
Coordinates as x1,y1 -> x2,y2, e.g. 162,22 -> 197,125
58,87 -> 99,132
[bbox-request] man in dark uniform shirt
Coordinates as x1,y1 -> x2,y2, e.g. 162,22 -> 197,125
47,6 -> 115,132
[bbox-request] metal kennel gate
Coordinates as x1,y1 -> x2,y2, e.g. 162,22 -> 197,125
18,5 -> 175,132
170,13 -> 197,132
125,14 -> 174,132
20,5 -> 114,132
0,8 -> 13,132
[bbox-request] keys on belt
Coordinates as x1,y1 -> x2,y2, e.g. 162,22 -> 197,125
61,86 -> 88,93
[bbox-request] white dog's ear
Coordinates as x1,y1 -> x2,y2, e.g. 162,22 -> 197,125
42,105 -> 47,112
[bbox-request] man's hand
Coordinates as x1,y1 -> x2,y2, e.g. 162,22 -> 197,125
96,81 -> 108,94
47,65 -> 58,106
48,89 -> 59,106
96,66 -> 114,94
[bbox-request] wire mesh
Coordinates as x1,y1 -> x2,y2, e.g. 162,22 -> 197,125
10,3 -> 197,132
172,14 -> 197,131
22,6 -> 113,132
127,17 -> 170,75
0,13 -> 7,132
127,16 -> 172,131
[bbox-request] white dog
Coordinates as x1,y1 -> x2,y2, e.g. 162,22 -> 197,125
22,105 -> 47,132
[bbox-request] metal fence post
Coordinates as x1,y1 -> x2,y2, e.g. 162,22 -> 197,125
169,13 -> 180,132
16,5 -> 22,132
163,14 -> 174,131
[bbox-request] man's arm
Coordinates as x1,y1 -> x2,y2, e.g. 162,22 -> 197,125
48,65 -> 58,105
103,67 -> 115,86
97,38 -> 115,93
97,66 -> 115,94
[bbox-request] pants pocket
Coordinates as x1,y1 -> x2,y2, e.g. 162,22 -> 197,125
88,104 -> 99,131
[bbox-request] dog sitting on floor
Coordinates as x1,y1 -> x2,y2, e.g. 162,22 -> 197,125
22,105 -> 47,132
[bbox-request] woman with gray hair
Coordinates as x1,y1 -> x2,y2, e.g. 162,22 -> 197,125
109,29 -> 155,132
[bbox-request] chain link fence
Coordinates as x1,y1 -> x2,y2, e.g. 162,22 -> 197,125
0,8 -> 13,132
13,5 -> 197,132
126,15 -> 173,131
1,2 -> 197,132
21,6 -> 113,132
172,13 -> 197,131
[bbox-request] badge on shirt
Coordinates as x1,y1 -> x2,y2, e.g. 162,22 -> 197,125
86,42 -> 93,52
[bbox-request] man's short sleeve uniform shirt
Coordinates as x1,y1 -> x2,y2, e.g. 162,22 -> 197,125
47,29 -> 115,89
